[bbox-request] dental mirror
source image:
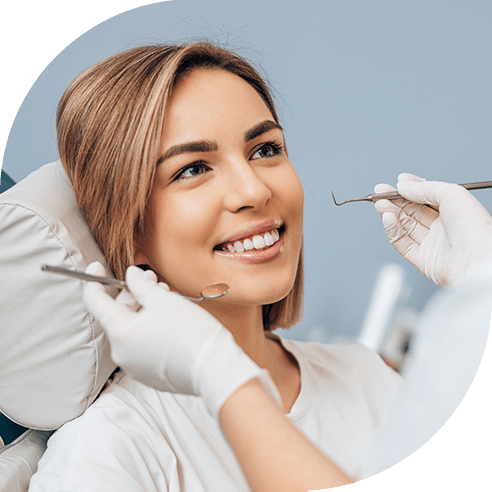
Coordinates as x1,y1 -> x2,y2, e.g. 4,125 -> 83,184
183,283 -> 230,302
42,265 -> 230,302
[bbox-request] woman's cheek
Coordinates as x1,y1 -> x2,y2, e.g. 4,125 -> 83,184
282,166 -> 304,219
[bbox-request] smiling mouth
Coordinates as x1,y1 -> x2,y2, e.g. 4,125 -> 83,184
214,225 -> 285,253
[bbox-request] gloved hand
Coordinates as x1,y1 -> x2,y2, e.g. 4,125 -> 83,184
374,173 -> 492,288
83,262 -> 281,417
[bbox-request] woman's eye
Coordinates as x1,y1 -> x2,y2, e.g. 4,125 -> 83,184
251,142 -> 283,160
175,163 -> 209,180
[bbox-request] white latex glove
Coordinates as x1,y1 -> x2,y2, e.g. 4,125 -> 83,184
83,262 -> 281,417
374,173 -> 492,288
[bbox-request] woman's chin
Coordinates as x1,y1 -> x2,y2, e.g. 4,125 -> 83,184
223,280 -> 294,306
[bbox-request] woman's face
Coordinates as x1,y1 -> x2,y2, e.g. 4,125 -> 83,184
135,68 -> 304,306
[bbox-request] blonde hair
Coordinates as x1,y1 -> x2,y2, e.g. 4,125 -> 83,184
57,41 -> 303,330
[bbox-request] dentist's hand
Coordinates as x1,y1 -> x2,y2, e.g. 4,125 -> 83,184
83,262 -> 280,417
374,173 -> 492,288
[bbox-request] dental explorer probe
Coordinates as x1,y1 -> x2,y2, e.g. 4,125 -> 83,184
41,265 -> 230,302
331,180 -> 492,206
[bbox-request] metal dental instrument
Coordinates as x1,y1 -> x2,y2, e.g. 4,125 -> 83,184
331,181 -> 492,206
42,265 -> 230,302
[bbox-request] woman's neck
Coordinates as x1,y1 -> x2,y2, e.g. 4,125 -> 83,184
200,300 -> 301,414
201,301 -> 272,368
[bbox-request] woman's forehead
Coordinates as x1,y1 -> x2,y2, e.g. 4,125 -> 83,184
162,69 -> 276,144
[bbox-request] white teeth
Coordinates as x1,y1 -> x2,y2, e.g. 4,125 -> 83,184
243,238 -> 254,250
218,228 -> 282,254
234,241 -> 245,252
252,235 -> 266,249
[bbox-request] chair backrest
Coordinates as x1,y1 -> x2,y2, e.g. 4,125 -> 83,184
0,161 -> 116,490
0,170 -> 28,448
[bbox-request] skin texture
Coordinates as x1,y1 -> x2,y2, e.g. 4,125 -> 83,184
135,68 -> 304,412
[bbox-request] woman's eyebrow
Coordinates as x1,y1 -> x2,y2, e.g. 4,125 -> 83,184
157,140 -> 218,166
244,120 -> 283,142
156,121 -> 283,166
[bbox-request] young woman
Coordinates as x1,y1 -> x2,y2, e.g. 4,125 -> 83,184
30,41 -> 402,490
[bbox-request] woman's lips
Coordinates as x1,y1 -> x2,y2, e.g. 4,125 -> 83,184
217,219 -> 283,245
214,235 -> 284,264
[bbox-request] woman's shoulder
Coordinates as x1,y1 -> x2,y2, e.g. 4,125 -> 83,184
272,333 -> 387,370
272,333 -> 401,395
53,371 -> 170,444
30,373 -> 177,491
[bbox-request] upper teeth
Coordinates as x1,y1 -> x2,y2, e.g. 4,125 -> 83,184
220,229 -> 280,253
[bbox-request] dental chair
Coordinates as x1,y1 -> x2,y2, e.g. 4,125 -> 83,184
0,161 -> 117,491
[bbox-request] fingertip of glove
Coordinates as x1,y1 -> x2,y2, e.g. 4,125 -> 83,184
144,269 -> 158,282
126,265 -> 145,281
382,211 -> 397,228
82,276 -> 107,310
374,199 -> 390,214
86,261 -> 105,275
396,179 -> 422,199
125,266 -> 161,299
396,180 -> 410,194
398,172 -> 426,182
374,183 -> 396,194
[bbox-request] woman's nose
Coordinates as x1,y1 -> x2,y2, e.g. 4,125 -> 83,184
223,160 -> 272,213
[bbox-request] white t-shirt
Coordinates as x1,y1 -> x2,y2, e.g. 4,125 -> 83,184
30,335 -> 400,491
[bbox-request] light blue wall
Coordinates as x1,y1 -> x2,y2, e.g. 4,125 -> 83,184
2,1 -> 492,341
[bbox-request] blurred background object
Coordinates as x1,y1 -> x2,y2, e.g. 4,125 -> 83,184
363,268 -> 492,477
357,263 -> 425,375
305,261 -> 438,376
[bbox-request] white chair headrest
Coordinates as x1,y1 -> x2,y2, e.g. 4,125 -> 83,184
0,161 -> 116,429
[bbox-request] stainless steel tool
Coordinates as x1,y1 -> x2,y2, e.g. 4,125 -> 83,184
41,265 -> 230,302
331,181 -> 492,206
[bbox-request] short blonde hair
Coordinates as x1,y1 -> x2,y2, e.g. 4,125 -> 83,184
57,41 -> 303,330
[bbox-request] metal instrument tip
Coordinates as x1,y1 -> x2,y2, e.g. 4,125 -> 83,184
331,191 -> 342,206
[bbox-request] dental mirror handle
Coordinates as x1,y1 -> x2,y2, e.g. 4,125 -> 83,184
41,265 -> 229,302
42,264 -> 128,288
